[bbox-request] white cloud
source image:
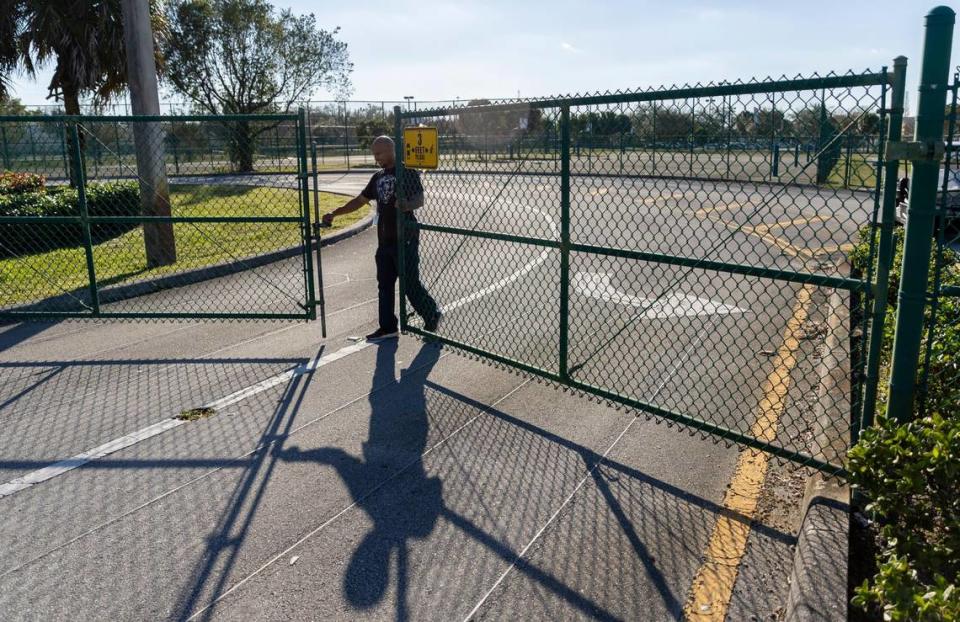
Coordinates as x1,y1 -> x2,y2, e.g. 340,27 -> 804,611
560,42 -> 582,54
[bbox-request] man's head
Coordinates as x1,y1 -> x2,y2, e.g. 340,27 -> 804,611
371,136 -> 395,168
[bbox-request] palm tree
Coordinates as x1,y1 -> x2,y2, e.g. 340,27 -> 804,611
0,0 -> 165,114
0,1 -> 24,100
0,1 -> 176,264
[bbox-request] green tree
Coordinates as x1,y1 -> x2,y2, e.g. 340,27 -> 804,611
0,97 -> 29,115
458,99 -> 523,150
355,117 -> 392,150
0,0 -> 165,115
163,0 -> 352,172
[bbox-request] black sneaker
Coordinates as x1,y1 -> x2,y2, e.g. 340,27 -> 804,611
366,328 -> 399,342
424,311 -> 443,332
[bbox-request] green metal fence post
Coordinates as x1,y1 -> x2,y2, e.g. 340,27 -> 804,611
689,98 -> 695,176
0,125 -> 9,170
275,125 -> 281,170
844,134 -> 853,188
343,102 -> 350,169
394,106 -> 408,331
70,122 -> 99,314
59,127 -> 69,180
652,101 -> 657,175
310,140 -> 326,336
559,105 -> 571,380
886,7 -> 955,423
298,108 -> 317,320
862,57 -> 907,433
172,133 -> 180,175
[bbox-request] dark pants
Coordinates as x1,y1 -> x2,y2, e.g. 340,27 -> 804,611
375,239 -> 438,332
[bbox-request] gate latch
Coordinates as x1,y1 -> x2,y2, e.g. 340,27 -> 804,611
884,140 -> 946,162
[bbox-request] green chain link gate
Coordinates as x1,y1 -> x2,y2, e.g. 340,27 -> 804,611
0,112 -> 321,321
395,70 -> 904,474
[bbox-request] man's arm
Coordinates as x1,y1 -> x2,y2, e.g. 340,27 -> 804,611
321,195 -> 369,226
398,191 -> 423,212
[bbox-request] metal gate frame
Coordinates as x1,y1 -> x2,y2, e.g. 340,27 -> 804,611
0,111 -> 319,321
395,72 -> 902,474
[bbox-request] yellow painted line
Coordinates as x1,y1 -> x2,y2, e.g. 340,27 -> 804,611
732,223 -> 808,259
811,242 -> 855,255
750,214 -> 831,235
640,190 -> 689,205
694,201 -> 744,217
682,285 -> 813,621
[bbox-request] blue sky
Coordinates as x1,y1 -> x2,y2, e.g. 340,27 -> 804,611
7,0 -> 959,111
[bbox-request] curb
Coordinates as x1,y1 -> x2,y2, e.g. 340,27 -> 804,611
2,211 -> 374,317
783,291 -> 851,622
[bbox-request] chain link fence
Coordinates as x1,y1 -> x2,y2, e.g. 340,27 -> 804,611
395,71 -> 894,474
916,73 -> 960,416
0,113 -> 317,320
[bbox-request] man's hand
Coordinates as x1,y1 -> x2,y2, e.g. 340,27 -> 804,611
398,193 -> 424,213
321,212 -> 335,227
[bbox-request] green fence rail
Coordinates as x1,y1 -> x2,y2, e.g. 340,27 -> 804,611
0,112 -> 319,321
395,69 -> 898,474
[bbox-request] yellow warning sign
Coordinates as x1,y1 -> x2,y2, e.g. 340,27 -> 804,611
403,127 -> 438,169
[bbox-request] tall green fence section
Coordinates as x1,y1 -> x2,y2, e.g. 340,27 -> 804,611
895,8 -> 960,422
395,71 -> 895,474
0,112 -> 318,320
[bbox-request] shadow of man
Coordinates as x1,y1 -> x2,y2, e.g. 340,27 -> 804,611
279,340 -> 443,619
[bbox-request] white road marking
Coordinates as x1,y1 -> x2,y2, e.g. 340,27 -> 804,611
0,341 -> 374,500
439,205 -> 559,314
572,272 -> 746,319
0,190 -> 556,500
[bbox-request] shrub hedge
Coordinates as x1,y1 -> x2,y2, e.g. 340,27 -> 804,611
1,175 -> 140,257
849,225 -> 959,621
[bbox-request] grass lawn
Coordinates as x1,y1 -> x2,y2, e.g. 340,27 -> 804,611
0,184 -> 368,306
827,153 -> 878,189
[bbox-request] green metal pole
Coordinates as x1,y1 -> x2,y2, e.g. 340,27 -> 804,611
862,57 -> 907,433
311,140 -> 326,336
116,121 -> 122,172
725,95 -> 732,179
172,133 -> 180,175
298,108 -> 317,321
71,122 -> 99,314
652,102 -> 657,175
343,102 -> 350,169
559,105 -> 571,380
394,106 -> 408,331
844,135 -> 853,188
0,125 -> 9,170
886,7 -> 955,423
689,98 -> 695,176
58,127 -> 68,180
275,125 -> 281,171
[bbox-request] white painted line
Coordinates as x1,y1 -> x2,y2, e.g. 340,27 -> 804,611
441,206 -> 558,314
0,340 -> 375,500
572,271 -> 747,319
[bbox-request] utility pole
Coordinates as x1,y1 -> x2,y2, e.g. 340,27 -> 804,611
121,0 -> 176,266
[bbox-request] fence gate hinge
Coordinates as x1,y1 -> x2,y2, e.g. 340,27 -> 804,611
884,140 -> 945,162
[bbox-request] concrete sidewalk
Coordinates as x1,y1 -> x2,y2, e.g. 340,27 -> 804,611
0,227 -> 805,621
